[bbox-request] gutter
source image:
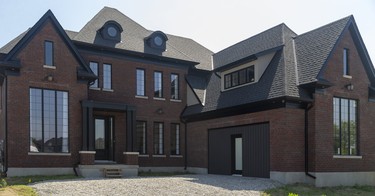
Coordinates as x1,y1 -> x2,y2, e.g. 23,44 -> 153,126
305,103 -> 316,179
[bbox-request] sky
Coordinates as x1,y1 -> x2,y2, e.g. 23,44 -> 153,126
1,0 -> 375,63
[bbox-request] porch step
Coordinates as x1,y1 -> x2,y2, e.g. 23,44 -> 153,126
104,168 -> 122,178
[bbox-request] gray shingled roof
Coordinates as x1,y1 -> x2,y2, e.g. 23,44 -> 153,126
213,24 -> 291,69
72,7 -> 213,70
0,29 -> 29,54
184,16 -> 354,117
295,16 -> 351,85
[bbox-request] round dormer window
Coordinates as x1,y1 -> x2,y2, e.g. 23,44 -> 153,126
154,36 -> 163,46
107,26 -> 118,37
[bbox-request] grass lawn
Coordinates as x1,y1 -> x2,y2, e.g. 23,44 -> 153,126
262,183 -> 375,196
0,175 -> 79,196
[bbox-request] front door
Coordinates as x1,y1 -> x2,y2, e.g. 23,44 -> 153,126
232,134 -> 243,175
94,117 -> 114,160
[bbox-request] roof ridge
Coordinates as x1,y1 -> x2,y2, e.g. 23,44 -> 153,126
296,15 -> 352,38
214,23 -> 286,56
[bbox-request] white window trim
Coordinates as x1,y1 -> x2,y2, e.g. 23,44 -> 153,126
28,152 -> 71,156
152,155 -> 166,158
135,95 -> 149,99
43,65 -> 56,69
102,88 -> 114,92
89,87 -> 101,91
153,97 -> 166,101
170,99 -> 182,102
333,155 -> 362,159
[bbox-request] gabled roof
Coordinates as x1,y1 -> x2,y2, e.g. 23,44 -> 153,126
72,7 -> 213,70
0,29 -> 29,54
295,16 -> 352,85
0,10 -> 95,81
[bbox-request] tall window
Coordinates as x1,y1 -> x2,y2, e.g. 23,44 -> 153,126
153,122 -> 164,155
136,121 -> 147,154
224,66 -> 255,89
44,41 -> 53,66
30,88 -> 69,153
170,124 -> 180,155
343,48 -> 349,76
103,64 -> 112,89
136,69 -> 145,96
333,97 -> 357,155
89,62 -> 99,88
171,74 -> 179,100
154,71 -> 163,98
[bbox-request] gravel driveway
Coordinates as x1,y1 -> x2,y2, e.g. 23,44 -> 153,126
30,174 -> 282,196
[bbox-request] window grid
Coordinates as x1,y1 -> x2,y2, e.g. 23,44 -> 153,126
333,97 -> 357,155
224,66 -> 255,89
89,62 -> 99,88
153,122 -> 164,155
171,74 -> 179,100
30,88 -> 68,153
154,71 -> 163,98
136,121 -> 147,154
44,41 -> 54,66
136,69 -> 145,96
170,124 -> 180,155
103,64 -> 112,89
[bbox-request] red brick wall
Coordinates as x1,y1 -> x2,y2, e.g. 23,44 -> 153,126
6,19 -> 88,167
310,29 -> 375,172
187,107 -> 306,172
79,51 -> 187,167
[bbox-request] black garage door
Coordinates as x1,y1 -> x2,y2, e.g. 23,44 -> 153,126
208,123 -> 270,178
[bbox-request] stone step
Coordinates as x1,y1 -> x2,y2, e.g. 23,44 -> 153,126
104,168 -> 122,178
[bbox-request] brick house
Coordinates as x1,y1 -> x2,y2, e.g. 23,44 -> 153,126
0,7 -> 374,186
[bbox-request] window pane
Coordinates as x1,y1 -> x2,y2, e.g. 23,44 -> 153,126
136,69 -> 145,96
224,74 -> 231,89
154,72 -> 163,98
333,97 -> 357,156
247,66 -> 255,83
89,62 -> 99,88
171,74 -> 179,99
103,64 -> 112,89
153,123 -> 163,155
44,41 -> 53,66
136,121 -> 147,154
171,124 -> 180,155
232,72 -> 239,86
239,69 -> 247,85
343,49 -> 349,75
30,88 -> 69,153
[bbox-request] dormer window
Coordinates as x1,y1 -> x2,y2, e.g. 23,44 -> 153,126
100,21 -> 123,42
224,66 -> 255,89
145,31 -> 168,51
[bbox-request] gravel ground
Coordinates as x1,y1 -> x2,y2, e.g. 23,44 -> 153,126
30,174 -> 282,196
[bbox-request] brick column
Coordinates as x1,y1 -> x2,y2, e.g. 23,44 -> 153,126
123,152 -> 139,165
79,151 -> 96,165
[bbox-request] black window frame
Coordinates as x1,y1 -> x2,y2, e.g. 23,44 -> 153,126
103,63 -> 112,90
343,48 -> 350,76
333,97 -> 358,156
29,88 -> 69,153
153,122 -> 164,155
224,65 -> 255,89
44,41 -> 54,66
136,68 -> 146,96
171,73 -> 179,100
154,71 -> 163,98
170,123 -> 181,155
136,121 -> 147,154
89,62 -> 99,88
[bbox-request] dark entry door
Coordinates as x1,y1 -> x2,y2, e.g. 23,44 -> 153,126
94,117 -> 114,160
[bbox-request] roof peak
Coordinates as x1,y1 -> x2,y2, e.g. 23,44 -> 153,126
297,15 -> 352,38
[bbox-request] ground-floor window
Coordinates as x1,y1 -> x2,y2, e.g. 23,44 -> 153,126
153,122 -> 164,155
333,97 -> 358,155
29,88 -> 69,153
170,124 -> 180,155
136,121 -> 147,154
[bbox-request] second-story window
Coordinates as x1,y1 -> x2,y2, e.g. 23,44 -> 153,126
136,69 -> 145,96
154,71 -> 163,98
343,48 -> 350,76
103,64 -> 112,90
44,41 -> 54,66
171,74 -> 179,100
224,66 -> 255,89
89,62 -> 99,88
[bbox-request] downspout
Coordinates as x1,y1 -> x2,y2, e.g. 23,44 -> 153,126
0,74 -> 8,177
181,119 -> 188,170
305,103 -> 316,179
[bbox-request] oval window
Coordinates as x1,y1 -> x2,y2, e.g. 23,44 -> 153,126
107,26 -> 118,37
154,36 -> 163,46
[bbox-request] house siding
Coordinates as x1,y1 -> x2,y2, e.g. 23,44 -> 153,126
6,19 -> 87,167
311,29 -> 375,172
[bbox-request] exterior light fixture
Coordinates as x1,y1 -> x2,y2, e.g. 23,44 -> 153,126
345,83 -> 354,91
